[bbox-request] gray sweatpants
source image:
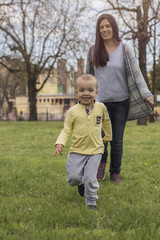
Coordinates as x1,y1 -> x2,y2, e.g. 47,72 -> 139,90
66,153 -> 102,206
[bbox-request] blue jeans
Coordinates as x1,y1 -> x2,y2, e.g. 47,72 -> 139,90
102,99 -> 129,175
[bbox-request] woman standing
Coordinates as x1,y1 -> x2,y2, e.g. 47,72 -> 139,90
86,14 -> 154,183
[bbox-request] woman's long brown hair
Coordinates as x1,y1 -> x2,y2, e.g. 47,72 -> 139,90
93,14 -> 121,67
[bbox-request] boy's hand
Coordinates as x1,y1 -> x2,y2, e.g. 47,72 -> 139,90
103,138 -> 108,144
54,144 -> 64,157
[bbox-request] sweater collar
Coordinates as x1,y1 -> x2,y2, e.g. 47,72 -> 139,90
78,101 -> 95,109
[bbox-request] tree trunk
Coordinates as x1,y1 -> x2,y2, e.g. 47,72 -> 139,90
136,4 -> 150,126
137,40 -> 148,125
149,21 -> 157,124
148,114 -> 154,122
137,118 -> 147,125
29,91 -> 37,121
137,39 -> 148,125
28,75 -> 37,121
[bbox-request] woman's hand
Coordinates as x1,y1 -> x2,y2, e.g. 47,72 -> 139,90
145,96 -> 154,108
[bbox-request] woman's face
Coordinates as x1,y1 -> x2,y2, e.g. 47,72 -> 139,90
99,19 -> 113,41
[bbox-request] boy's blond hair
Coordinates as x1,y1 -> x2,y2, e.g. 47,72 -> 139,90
76,74 -> 98,88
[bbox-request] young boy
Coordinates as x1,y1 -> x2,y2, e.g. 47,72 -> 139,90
54,74 -> 112,209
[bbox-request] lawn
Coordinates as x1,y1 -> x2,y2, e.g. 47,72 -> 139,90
0,121 -> 160,240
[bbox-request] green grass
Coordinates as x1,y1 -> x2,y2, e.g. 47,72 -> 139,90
0,121 -> 160,240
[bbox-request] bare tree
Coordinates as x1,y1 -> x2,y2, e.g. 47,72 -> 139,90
0,71 -> 10,113
0,57 -> 26,113
0,0 -> 14,22
0,0 -> 89,120
148,16 -> 160,122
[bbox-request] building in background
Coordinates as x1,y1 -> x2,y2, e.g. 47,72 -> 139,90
7,59 -> 85,121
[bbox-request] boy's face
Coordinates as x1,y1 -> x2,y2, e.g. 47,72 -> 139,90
76,79 -> 98,108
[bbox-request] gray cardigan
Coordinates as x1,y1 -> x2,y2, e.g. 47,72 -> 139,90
86,43 -> 153,121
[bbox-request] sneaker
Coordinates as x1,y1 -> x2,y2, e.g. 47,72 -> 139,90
97,162 -> 106,180
87,205 -> 97,210
110,173 -> 121,184
78,184 -> 84,197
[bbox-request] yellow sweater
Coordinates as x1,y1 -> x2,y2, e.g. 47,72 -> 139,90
55,102 -> 112,155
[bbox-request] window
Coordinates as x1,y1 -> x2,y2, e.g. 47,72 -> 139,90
64,99 -> 70,105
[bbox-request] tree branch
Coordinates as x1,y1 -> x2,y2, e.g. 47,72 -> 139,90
0,0 -> 14,7
107,0 -> 137,12
0,61 -> 21,73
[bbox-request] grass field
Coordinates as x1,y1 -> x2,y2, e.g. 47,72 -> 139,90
0,121 -> 160,240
